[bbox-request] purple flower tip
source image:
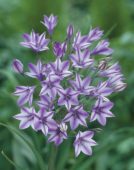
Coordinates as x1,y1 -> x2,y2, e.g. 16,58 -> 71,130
20,31 -> 50,52
12,59 -> 23,74
53,42 -> 67,58
41,14 -> 57,35
67,24 -> 74,40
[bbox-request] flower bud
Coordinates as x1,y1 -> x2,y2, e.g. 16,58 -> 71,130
12,59 -> 23,74
114,82 -> 127,92
67,24 -> 74,40
98,60 -> 107,70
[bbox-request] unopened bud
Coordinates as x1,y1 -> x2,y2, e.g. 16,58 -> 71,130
114,82 -> 127,92
98,60 -> 107,70
67,24 -> 74,40
12,59 -> 23,74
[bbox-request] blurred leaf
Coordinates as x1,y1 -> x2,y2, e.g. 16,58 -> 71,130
0,122 -> 47,170
90,0 -> 130,38
0,69 -> 18,87
1,150 -> 23,170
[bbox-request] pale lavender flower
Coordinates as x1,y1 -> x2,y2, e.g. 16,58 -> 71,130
73,31 -> 91,50
63,105 -> 88,130
25,60 -> 46,81
67,24 -> 74,40
13,107 -> 36,129
107,75 -> 126,92
88,27 -> 103,42
69,74 -> 93,95
34,108 -> 56,135
20,31 -> 50,52
58,88 -> 79,110
73,28 -> 103,50
74,131 -> 97,157
53,42 -> 67,58
48,123 -> 67,145
37,95 -> 54,111
41,14 -> 57,35
91,81 -> 113,101
90,99 -> 114,125
70,48 -> 93,69
50,58 -> 72,80
91,40 -> 113,56
112,81 -> 127,92
12,59 -> 23,74
99,62 -> 121,77
40,76 -> 62,98
14,86 -> 35,106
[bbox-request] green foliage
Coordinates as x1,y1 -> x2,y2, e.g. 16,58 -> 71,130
0,0 -> 134,169
90,0 -> 131,38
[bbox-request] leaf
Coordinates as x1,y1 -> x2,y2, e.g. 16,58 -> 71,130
12,139 -> 29,170
103,23 -> 117,39
0,122 -> 47,170
1,150 -> 23,170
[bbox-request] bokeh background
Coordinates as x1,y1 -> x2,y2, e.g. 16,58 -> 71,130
0,0 -> 134,170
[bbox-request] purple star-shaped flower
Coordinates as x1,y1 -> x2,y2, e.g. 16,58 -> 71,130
69,74 -> 93,95
53,42 -> 67,58
13,107 -> 36,129
73,31 -> 91,50
58,88 -> 79,110
14,86 -> 35,106
91,81 -> 113,101
41,14 -> 57,35
73,28 -> 103,50
25,60 -> 46,81
88,27 -> 103,42
91,40 -> 113,56
20,31 -> 50,52
34,108 -> 56,135
48,123 -> 67,145
37,95 -> 54,111
63,105 -> 88,130
90,98 -> 114,125
50,58 -> 72,80
40,75 -> 62,98
70,48 -> 93,69
74,131 -> 97,157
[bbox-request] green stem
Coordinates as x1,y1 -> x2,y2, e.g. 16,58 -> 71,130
48,144 -> 57,170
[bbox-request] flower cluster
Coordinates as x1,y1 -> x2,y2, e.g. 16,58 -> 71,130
12,14 -> 126,157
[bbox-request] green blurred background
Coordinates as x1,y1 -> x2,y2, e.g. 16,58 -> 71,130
0,0 -> 134,170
